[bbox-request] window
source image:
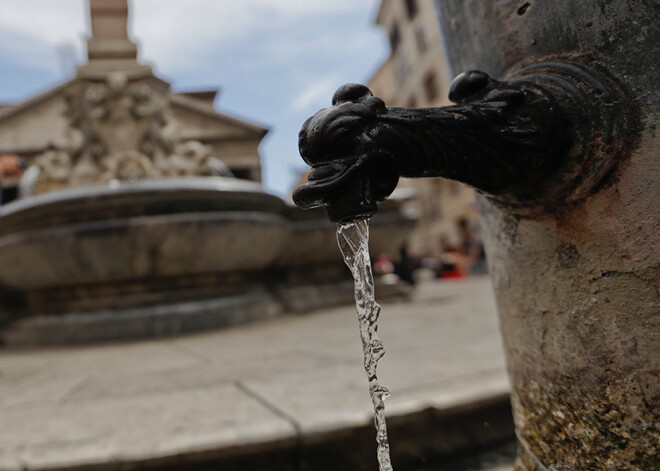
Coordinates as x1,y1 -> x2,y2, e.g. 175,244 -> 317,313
423,71 -> 439,102
405,0 -> 418,19
415,26 -> 427,53
388,22 -> 401,53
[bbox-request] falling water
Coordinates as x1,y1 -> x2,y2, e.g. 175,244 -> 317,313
337,219 -> 394,471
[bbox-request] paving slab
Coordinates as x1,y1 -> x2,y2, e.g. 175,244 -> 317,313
0,277 -> 512,470
0,341 -> 201,408
0,383 -> 296,470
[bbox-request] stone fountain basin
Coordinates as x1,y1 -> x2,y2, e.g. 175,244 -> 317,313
0,179 -> 417,345
0,178 -> 290,291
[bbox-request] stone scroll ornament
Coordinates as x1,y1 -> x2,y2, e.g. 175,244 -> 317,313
293,64 -> 626,222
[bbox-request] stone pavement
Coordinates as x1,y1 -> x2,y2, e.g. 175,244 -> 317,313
0,277 -> 512,470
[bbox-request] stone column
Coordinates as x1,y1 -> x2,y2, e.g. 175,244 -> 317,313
436,1 -> 659,468
80,0 -> 150,75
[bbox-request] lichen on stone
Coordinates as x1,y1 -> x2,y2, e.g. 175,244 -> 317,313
512,375 -> 658,470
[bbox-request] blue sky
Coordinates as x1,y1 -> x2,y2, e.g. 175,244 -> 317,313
0,0 -> 388,197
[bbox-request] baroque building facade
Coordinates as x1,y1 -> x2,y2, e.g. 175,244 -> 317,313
368,0 -> 478,256
0,0 -> 266,196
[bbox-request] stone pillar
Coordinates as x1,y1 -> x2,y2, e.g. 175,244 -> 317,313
435,1 -> 659,469
87,0 -> 136,59
80,0 -> 150,75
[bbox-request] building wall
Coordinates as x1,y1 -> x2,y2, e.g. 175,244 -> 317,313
168,106 -> 263,181
368,0 -> 478,257
0,93 -> 71,155
373,0 -> 451,108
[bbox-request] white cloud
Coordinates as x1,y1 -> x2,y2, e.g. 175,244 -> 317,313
0,0 -> 87,45
131,0 -> 377,73
0,0 -> 379,73
0,0 -> 87,72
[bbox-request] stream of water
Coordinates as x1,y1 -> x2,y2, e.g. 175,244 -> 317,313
337,219 -> 394,471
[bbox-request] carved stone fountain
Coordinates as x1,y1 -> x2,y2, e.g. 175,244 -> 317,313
0,0 -> 416,346
294,1 -> 658,469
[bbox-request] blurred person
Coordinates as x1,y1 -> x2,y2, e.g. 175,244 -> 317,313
393,244 -> 416,285
455,217 -> 487,275
374,253 -> 395,275
432,232 -> 463,278
0,154 -> 25,205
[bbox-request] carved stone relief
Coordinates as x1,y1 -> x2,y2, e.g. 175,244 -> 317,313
31,72 -> 220,193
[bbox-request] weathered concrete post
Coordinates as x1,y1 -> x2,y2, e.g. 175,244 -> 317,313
293,1 -> 658,468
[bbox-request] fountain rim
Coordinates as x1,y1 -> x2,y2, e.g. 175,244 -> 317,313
0,177 -> 293,238
0,177 -> 283,217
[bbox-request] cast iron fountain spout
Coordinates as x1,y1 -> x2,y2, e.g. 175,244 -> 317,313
293,63 -> 627,222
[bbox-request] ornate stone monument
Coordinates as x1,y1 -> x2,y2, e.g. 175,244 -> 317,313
0,0 -> 267,195
0,0 -> 416,346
